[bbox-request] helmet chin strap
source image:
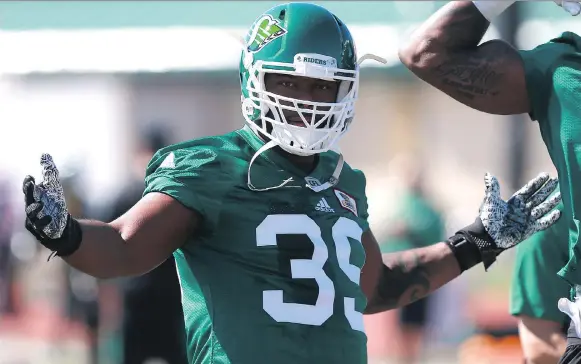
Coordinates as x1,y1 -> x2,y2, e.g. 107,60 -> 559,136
248,140 -> 297,192
247,139 -> 344,193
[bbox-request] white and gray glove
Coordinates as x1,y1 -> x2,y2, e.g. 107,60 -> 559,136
447,172 -> 561,272
558,285 -> 581,338
480,172 -> 561,246
23,153 -> 82,258
554,0 -> 581,16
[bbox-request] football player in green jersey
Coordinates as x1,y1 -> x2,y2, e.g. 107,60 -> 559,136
398,1 -> 581,362
22,3 -> 562,364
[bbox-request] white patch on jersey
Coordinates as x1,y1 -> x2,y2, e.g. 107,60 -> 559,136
334,189 -> 358,217
315,197 -> 335,213
159,152 -> 175,169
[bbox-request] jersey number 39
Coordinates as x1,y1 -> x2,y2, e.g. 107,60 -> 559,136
256,214 -> 364,332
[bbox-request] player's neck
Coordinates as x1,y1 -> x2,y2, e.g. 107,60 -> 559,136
253,130 -> 318,173
274,146 -> 318,174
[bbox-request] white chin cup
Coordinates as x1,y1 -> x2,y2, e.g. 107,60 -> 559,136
271,123 -> 329,156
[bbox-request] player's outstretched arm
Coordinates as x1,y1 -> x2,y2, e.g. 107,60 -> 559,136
23,154 -> 199,279
362,235 -> 459,314
398,1 -> 529,115
364,172 -> 561,314
66,192 -> 198,278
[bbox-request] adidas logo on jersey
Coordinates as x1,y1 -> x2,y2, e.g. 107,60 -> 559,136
315,198 -> 335,213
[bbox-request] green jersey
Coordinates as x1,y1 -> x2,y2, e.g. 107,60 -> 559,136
510,201 -> 569,323
143,126 -> 370,364
521,32 -> 581,286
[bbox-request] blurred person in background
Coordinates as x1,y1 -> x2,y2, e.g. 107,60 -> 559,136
398,2 -> 581,362
0,176 -> 15,316
511,197 -> 569,364
381,156 -> 444,364
20,3 -> 563,364
103,125 -> 187,364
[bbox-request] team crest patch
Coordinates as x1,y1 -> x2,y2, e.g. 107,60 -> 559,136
246,14 -> 287,53
334,189 -> 358,217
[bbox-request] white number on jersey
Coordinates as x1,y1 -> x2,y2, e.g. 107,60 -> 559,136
256,214 -> 365,332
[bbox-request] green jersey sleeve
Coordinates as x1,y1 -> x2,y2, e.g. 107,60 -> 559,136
520,32 -> 581,122
519,32 -> 581,286
510,203 -> 569,322
351,169 -> 370,232
143,144 -> 227,228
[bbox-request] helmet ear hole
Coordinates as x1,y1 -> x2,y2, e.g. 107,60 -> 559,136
278,9 -> 286,20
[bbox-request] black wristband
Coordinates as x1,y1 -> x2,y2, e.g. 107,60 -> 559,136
445,234 -> 483,273
447,217 -> 503,272
458,217 -> 502,270
55,215 -> 83,257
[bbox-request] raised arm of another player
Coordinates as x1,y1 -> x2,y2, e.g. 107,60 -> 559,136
363,172 -> 562,314
398,1 -> 530,115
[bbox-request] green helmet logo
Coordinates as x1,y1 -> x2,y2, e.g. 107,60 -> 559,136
246,15 -> 287,53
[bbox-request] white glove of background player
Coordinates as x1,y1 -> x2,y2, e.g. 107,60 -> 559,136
558,286 -> 581,338
554,0 -> 581,16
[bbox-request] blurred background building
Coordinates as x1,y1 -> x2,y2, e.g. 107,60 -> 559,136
0,1 -> 576,363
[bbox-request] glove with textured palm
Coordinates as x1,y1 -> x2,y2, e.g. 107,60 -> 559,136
448,172 -> 561,271
23,153 -> 82,258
